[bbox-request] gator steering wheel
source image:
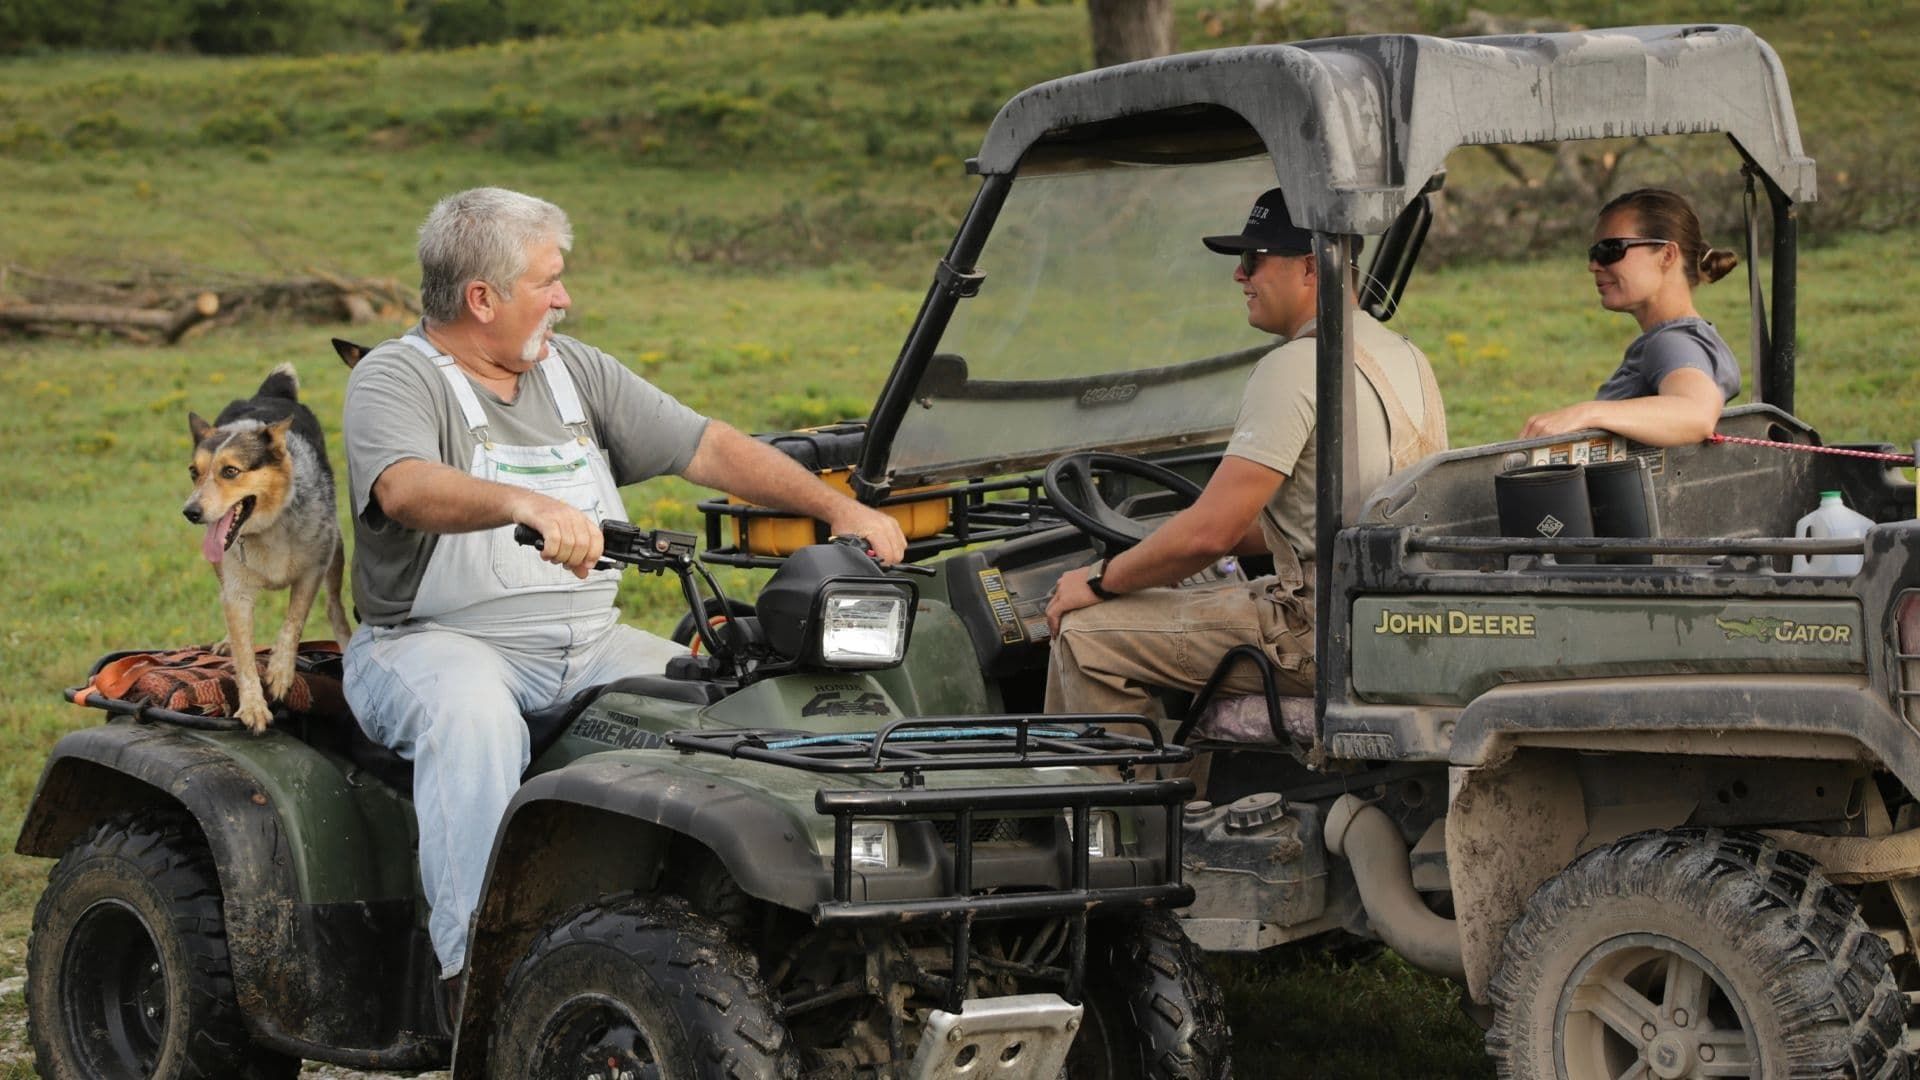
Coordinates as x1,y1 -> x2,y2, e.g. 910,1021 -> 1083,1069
1042,451 -> 1204,553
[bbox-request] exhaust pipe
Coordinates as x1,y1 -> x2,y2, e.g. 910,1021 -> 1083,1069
1324,794 -> 1465,981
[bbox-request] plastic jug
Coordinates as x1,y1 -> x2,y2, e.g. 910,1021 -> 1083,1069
1791,491 -> 1872,574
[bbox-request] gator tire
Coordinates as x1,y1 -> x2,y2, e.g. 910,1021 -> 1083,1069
490,894 -> 799,1080
26,811 -> 301,1080
1074,912 -> 1233,1080
1486,828 -> 1909,1080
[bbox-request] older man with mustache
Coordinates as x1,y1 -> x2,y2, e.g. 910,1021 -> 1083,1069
339,187 -> 906,1025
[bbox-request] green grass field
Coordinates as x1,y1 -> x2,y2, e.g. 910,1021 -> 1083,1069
3,1 -> 1918,1075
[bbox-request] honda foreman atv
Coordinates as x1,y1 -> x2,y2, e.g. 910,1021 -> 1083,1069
21,525 -> 1227,1078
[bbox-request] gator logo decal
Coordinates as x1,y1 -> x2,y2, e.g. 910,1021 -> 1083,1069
1716,615 -> 1852,644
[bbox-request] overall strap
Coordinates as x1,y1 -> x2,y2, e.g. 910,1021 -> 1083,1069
401,333 -> 492,436
1352,337 -> 1448,471
536,355 -> 591,430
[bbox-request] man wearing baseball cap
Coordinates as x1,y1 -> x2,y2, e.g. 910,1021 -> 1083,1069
1043,187 -> 1447,761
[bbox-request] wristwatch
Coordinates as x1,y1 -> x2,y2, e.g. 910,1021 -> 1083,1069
1085,559 -> 1118,600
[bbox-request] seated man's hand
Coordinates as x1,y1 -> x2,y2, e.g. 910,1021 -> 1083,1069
511,494 -> 604,578
829,504 -> 908,565
1045,566 -> 1101,638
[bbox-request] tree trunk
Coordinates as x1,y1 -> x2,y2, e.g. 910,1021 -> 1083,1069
1088,0 -> 1175,69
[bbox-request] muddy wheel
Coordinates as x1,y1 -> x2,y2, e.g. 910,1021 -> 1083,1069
27,811 -> 300,1080
490,895 -> 798,1080
1073,913 -> 1232,1080
1487,829 -> 1908,1080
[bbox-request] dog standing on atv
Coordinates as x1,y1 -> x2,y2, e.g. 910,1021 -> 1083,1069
182,362 -> 351,732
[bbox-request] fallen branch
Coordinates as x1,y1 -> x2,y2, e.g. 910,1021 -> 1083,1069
0,292 -> 219,343
0,265 -> 418,344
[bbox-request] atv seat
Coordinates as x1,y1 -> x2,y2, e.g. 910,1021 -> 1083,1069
342,674 -> 726,792
1172,644 -> 1316,748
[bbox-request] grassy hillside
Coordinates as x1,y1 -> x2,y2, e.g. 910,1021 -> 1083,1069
2,2 -> 1918,1076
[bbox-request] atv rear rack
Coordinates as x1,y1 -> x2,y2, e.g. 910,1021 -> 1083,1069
663,713 -> 1190,778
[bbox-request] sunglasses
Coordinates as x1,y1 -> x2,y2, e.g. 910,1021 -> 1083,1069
1237,249 -> 1309,275
1587,237 -> 1671,266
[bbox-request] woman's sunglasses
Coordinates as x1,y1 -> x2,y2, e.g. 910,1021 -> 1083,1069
1587,237 -> 1671,266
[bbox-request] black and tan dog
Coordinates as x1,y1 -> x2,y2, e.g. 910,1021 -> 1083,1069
183,363 -> 351,732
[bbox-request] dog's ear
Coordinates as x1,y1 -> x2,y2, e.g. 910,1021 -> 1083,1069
264,416 -> 296,447
189,412 -> 213,444
332,338 -> 368,368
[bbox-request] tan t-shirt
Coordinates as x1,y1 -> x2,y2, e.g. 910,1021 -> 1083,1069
1225,310 -> 1439,566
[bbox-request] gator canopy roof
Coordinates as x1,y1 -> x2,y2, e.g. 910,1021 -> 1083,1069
973,24 -> 1815,235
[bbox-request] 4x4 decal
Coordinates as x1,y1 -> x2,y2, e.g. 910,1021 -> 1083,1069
802,690 -> 892,717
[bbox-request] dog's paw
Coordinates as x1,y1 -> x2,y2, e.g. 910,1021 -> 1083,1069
236,697 -> 273,734
209,638 -> 234,656
265,655 -> 297,700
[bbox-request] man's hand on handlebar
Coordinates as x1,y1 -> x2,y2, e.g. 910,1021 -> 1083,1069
827,504 -> 908,564
510,494 -> 602,578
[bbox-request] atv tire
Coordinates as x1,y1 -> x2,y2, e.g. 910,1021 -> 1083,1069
1073,912 -> 1232,1080
490,894 -> 799,1080
27,811 -> 301,1080
1486,828 -> 1908,1080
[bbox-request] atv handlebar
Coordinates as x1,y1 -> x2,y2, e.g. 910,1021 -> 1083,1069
513,522 -> 697,573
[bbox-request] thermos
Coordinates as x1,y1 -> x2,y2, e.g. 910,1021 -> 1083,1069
1585,458 -> 1659,565
1495,464 -> 1595,564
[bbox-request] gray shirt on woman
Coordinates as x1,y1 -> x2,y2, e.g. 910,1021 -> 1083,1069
1594,315 -> 1741,403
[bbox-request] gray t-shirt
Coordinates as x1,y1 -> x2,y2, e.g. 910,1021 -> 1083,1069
344,329 -> 710,625
1595,316 -> 1741,403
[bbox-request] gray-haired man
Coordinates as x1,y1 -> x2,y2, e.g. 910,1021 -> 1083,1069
341,187 -> 906,1017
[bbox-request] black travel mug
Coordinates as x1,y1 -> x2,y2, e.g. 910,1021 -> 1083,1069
1495,463 -> 1595,564
1585,457 -> 1658,565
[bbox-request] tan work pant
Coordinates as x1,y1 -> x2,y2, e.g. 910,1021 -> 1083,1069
1044,575 -> 1316,738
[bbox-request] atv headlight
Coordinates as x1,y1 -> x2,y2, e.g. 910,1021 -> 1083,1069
815,584 -> 914,668
850,821 -> 895,869
1063,811 -> 1118,858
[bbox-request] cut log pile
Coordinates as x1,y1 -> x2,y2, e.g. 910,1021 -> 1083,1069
0,262 -> 419,345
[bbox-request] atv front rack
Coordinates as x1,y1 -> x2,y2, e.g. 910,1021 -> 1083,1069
663,713 -> 1190,778
814,775 -> 1195,1011
698,472 -> 1065,569
670,716 -> 1194,1011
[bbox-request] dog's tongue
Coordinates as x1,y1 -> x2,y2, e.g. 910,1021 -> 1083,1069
202,506 -> 238,564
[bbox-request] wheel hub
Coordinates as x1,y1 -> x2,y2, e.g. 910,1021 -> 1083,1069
62,898 -> 168,1075
532,994 -> 660,1080
1555,932 -> 1757,1080
1646,1030 -> 1698,1079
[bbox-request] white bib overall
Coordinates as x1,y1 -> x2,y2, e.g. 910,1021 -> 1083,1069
399,333 -> 628,624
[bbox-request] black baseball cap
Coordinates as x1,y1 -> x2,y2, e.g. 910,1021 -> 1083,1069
1202,187 -> 1314,256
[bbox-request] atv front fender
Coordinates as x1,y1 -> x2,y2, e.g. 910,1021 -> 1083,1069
452,755 -> 828,1077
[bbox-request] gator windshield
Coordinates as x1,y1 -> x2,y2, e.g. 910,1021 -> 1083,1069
882,155 -> 1281,486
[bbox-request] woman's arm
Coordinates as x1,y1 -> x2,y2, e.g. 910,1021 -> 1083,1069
1520,367 -> 1725,447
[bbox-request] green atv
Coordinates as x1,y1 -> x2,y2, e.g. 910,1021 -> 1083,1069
20,522 -> 1226,1078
